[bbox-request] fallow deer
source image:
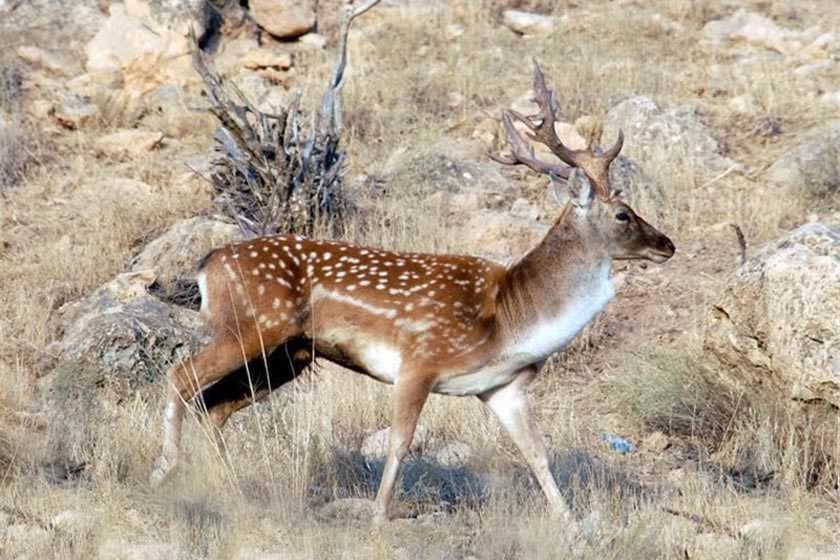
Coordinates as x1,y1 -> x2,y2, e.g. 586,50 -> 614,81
150,61 -> 675,524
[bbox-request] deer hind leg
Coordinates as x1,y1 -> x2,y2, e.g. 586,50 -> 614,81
479,367 -> 574,523
150,332 -> 270,486
373,372 -> 433,524
198,339 -> 314,463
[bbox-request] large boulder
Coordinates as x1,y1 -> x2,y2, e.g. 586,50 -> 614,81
704,223 -> 840,408
249,0 -> 316,39
41,271 -> 208,461
603,96 -> 735,175
85,4 -> 189,74
766,121 -> 840,198
129,216 -> 241,289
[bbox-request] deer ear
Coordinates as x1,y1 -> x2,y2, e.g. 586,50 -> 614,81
568,168 -> 594,209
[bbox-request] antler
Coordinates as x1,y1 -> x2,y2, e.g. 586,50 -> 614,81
488,112 -> 571,181
492,59 -> 624,199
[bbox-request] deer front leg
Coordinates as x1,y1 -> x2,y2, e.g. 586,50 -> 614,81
373,373 -> 432,524
480,367 -> 573,522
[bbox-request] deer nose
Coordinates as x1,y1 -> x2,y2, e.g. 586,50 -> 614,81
663,237 -> 675,255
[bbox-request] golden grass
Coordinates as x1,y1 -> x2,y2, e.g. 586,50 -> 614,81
1,0 -> 840,557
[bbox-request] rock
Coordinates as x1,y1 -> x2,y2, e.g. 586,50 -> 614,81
819,92 -> 840,108
691,533 -> 741,558
28,99 -> 55,120
548,155 -> 666,221
728,94 -> 761,114
502,10 -> 556,35
298,33 -> 327,49
249,0 -> 316,39
472,117 -> 498,146
510,198 -> 540,222
702,9 -> 811,53
125,0 -> 206,36
41,271 -> 208,460
648,13 -> 685,35
82,177 -> 157,200
766,122 -> 840,197
16,45 -> 71,76
793,60 -> 834,77
642,431 -> 670,453
85,4 -> 189,73
361,425 -> 430,459
95,129 -> 164,158
463,209 -> 548,263
54,97 -> 100,129
704,223 -> 840,409
66,71 -> 125,98
230,71 -> 272,105
316,498 -> 376,523
97,540 -> 180,560
140,84 -> 213,139
240,49 -> 293,71
431,441 -> 472,467
603,96 -> 734,175
130,217 -> 241,289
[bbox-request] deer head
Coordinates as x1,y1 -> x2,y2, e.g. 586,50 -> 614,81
491,60 -> 675,264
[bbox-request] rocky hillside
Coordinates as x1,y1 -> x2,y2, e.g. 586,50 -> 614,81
0,0 -> 839,559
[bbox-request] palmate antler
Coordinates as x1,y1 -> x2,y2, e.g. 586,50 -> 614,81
491,60 -> 624,199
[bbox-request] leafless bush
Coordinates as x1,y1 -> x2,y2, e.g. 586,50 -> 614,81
194,1 -> 381,238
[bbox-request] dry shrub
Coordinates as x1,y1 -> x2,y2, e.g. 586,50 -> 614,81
605,351 -> 740,444
605,350 -> 840,492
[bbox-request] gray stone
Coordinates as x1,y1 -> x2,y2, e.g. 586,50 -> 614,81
130,216 -> 241,289
766,122 -> 840,197
141,84 -> 214,139
431,441 -> 472,467
85,4 -> 189,73
502,10 -> 556,35
704,223 -> 840,409
361,425 -> 430,459
702,9 -> 810,53
95,129 -> 164,158
604,96 -> 734,175
41,271 -> 208,460
54,97 -> 100,130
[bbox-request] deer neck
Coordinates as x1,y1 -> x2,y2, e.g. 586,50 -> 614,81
496,206 -> 615,360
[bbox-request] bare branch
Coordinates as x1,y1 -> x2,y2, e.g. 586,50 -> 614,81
317,0 -> 382,138
188,1 -> 380,238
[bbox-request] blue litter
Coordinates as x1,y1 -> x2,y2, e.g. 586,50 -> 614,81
600,433 -> 635,454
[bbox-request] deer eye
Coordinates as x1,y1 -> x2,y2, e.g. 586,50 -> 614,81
615,211 -> 630,222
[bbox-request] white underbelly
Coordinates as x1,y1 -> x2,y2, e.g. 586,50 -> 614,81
433,358 -> 526,396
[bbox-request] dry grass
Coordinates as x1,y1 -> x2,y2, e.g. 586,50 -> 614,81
1,0 -> 839,558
